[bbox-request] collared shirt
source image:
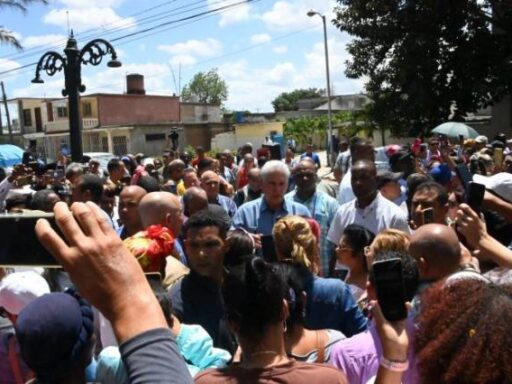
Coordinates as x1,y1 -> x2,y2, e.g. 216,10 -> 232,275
337,169 -> 355,205
335,150 -> 351,174
328,192 -> 411,246
213,195 -> 237,218
232,196 -> 311,235
286,190 -> 339,275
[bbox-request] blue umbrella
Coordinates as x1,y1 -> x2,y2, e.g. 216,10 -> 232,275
0,144 -> 24,167
431,122 -> 480,139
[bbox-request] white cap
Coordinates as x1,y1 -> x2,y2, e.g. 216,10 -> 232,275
473,172 -> 512,203
0,271 -> 50,315
141,157 -> 154,167
475,135 -> 488,144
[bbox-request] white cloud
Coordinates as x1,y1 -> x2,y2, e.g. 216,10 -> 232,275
273,45 -> 288,54
11,63 -> 172,98
208,0 -> 253,27
0,59 -> 21,73
158,39 -> 222,57
159,38 -> 222,69
23,34 -> 68,49
43,0 -> 135,33
250,33 -> 271,44
169,54 -> 197,68
262,0 -> 336,31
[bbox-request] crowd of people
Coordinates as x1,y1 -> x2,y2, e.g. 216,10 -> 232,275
1,133 -> 512,383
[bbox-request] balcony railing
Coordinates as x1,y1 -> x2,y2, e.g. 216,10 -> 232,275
45,118 -> 99,133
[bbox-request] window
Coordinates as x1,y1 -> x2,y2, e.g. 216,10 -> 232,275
23,109 -> 32,126
145,133 -> 166,142
112,136 -> 128,155
82,102 -> 92,117
57,106 -> 68,118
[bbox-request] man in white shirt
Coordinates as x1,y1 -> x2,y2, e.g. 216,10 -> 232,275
337,138 -> 375,205
328,160 -> 411,256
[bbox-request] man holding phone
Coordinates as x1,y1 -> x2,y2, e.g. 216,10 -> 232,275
329,250 -> 419,384
410,181 -> 450,228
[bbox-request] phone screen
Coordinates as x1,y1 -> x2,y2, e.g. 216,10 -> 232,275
261,235 -> 277,263
455,164 -> 473,191
494,148 -> 504,166
467,182 -> 485,214
0,213 -> 60,266
422,208 -> 434,224
372,258 -> 407,322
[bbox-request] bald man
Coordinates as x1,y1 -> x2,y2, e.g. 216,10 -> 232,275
200,170 -> 237,218
138,191 -> 189,287
139,192 -> 183,238
182,187 -> 208,217
409,224 -> 462,281
118,185 -> 147,239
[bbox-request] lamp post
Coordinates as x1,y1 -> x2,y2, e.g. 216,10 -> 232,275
307,10 -> 333,166
31,31 -> 122,162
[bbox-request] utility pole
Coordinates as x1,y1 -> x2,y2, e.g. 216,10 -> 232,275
1,82 -> 13,143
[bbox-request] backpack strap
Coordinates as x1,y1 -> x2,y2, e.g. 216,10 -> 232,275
8,335 -> 25,384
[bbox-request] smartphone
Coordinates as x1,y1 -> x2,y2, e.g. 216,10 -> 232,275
422,207 -> 434,224
494,148 -> 504,167
261,234 -> 277,263
455,164 -> 473,190
0,212 -> 60,266
333,268 -> 349,282
53,167 -> 65,180
467,182 -> 485,214
438,134 -> 448,147
372,258 -> 407,322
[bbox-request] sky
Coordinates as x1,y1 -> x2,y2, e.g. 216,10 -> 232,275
0,0 -> 364,112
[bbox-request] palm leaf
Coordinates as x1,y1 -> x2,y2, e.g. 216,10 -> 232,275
0,27 -> 21,50
0,0 -> 48,13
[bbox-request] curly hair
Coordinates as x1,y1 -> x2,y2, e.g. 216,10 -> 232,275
415,280 -> 512,383
273,216 -> 317,271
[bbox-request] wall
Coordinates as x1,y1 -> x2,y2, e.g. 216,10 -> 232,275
491,95 -> 512,138
97,94 -> 180,126
131,125 -> 180,156
211,122 -> 283,151
180,103 -> 222,123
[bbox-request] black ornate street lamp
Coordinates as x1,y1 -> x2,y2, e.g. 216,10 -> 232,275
31,31 -> 122,162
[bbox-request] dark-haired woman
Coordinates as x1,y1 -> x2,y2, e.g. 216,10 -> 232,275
195,257 -> 348,384
276,264 -> 345,364
336,224 -> 375,301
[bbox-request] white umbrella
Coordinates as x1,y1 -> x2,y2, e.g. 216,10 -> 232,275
431,122 -> 480,139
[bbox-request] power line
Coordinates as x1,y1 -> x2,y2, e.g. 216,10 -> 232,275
0,0 -> 256,77
1,0 -> 209,62
85,26 -> 313,94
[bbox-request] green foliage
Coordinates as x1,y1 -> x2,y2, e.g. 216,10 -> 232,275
334,0 -> 512,136
283,107 -> 376,147
0,0 -> 48,50
181,68 -> 228,105
272,88 -> 324,112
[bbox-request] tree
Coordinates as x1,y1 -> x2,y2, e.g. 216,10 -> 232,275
334,1 -> 512,136
272,88 -> 324,112
0,0 -> 48,50
181,68 -> 228,105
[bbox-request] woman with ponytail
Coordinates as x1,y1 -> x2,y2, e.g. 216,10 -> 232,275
195,257 -> 348,384
273,216 -> 368,337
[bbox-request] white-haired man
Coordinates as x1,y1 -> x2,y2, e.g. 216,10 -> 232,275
233,160 -> 311,242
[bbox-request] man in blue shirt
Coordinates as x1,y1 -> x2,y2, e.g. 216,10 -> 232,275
300,144 -> 321,169
286,158 -> 339,276
200,171 -> 237,218
233,160 -> 311,253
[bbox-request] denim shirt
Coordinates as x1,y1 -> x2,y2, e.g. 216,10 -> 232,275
303,273 -> 368,337
232,197 -> 311,235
